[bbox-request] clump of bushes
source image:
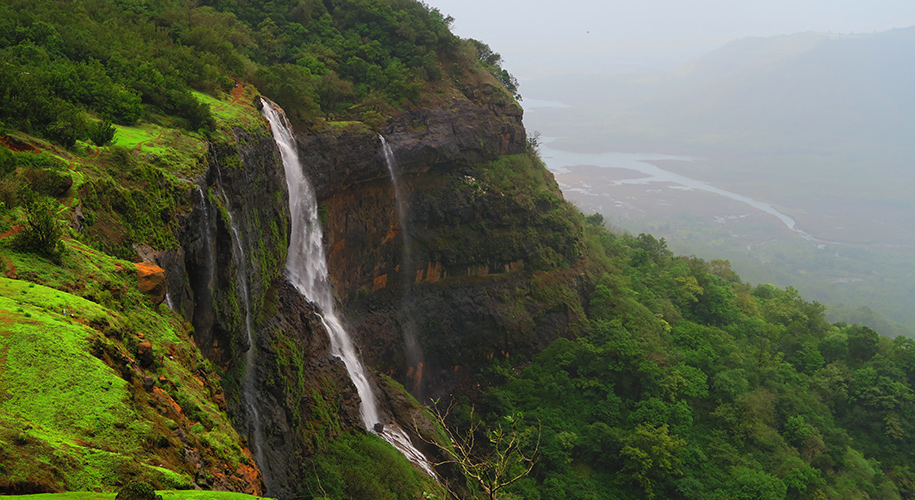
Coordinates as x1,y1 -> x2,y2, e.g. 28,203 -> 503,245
115,481 -> 162,500
21,167 -> 71,197
89,119 -> 117,147
13,191 -> 65,263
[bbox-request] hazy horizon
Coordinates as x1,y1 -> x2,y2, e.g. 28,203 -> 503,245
427,0 -> 915,77
425,1 -> 915,334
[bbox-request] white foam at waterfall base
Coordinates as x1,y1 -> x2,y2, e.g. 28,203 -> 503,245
261,98 -> 436,479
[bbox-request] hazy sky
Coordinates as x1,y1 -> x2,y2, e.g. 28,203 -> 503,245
426,0 -> 915,77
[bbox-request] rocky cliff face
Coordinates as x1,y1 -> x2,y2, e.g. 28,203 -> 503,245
154,112 -> 296,493
296,83 -> 588,398
166,82 -> 587,494
165,98 -> 452,495
178,123 -> 291,370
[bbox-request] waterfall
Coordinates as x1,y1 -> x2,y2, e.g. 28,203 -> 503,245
196,187 -> 216,295
262,99 -> 436,479
379,135 -> 425,395
198,184 -> 269,485
380,135 -> 410,265
215,184 -> 268,487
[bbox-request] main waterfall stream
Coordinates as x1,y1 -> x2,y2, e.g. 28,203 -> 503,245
262,100 -> 436,479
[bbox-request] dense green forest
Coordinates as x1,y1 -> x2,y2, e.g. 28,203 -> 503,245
471,220 -> 915,499
0,0 -> 518,145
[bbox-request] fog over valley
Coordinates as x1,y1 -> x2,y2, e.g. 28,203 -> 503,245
428,1 -> 915,335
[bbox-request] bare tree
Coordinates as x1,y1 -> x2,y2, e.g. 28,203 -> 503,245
419,400 -> 540,500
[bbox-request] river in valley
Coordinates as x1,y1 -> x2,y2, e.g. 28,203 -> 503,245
539,142 -> 818,241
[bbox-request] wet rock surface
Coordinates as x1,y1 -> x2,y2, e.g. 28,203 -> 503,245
177,120 -> 290,368
249,279 -> 364,498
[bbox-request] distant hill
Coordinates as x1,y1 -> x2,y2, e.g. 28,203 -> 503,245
524,27 -> 915,332
653,27 -> 915,152
530,27 -> 915,155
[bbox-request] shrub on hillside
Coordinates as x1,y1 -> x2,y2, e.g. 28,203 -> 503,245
89,119 -> 117,147
21,167 -> 72,197
115,481 -> 162,500
43,100 -> 88,148
14,191 -> 65,262
0,148 -> 15,177
0,178 -> 23,209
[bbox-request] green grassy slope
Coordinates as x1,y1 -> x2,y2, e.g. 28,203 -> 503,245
0,86 -> 265,493
2,492 -> 274,500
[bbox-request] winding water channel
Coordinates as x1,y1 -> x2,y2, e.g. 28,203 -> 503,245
540,143 -> 816,241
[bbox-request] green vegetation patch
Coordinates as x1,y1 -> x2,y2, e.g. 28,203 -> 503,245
193,91 -> 263,131
110,123 -> 165,151
0,278 -> 194,490
474,225 -> 915,499
304,431 -> 440,500
0,278 -> 134,449
1,492 -> 273,500
430,152 -> 583,271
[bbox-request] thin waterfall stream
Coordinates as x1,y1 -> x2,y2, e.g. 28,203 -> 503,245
196,186 -> 216,307
198,184 -> 269,485
379,135 -> 425,395
262,99 -> 436,479
215,183 -> 268,486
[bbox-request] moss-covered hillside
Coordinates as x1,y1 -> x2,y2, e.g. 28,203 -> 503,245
0,80 -> 273,492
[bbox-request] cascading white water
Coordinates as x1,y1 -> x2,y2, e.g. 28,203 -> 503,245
215,186 -> 268,485
262,99 -> 436,479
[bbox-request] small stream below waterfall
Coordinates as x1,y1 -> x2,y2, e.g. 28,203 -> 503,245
262,100 -> 436,479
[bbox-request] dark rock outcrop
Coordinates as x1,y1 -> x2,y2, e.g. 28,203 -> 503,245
300,92 -> 524,201
294,84 -> 586,398
177,119 -> 290,368
249,279 -> 364,498
305,89 -> 529,297
136,340 -> 155,369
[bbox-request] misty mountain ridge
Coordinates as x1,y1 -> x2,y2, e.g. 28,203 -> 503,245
659,26 -> 915,151
524,26 -> 915,335
528,26 -> 915,154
